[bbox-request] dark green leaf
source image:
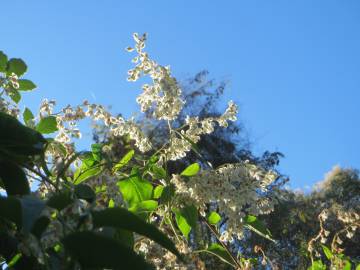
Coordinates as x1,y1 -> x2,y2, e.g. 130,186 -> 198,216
208,211 -> 221,225
7,58 -> 27,76
114,228 -> 134,248
181,163 -> 200,177
0,196 -> 22,228
118,174 -> 153,207
0,161 -> 30,196
31,216 -> 50,239
17,79 -> 36,91
0,51 -> 8,72
92,207 -> 180,258
63,231 -> 152,270
0,112 -> 46,161
159,184 -> 175,204
36,116 -> 58,134
151,165 -> 167,179
46,191 -> 73,211
74,184 -> 96,202
20,196 -> 46,233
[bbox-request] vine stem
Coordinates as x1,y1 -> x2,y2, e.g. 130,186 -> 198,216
200,215 -> 242,269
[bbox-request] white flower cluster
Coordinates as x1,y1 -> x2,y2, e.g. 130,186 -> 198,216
37,100 -> 152,152
164,101 -> 238,161
137,238 -> 201,270
171,162 -> 277,240
126,33 -> 238,160
127,33 -> 184,121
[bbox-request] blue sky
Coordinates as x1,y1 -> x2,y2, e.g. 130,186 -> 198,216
1,1 -> 359,189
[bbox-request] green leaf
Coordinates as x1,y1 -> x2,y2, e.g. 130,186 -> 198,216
129,200 -> 158,214
46,191 -> 73,211
321,244 -> 333,260
150,165 -> 167,179
307,260 -> 326,270
19,196 -> 46,233
114,228 -> 134,248
118,174 -> 153,207
153,185 -> 164,199
92,207 -> 180,258
0,51 -> 8,72
17,79 -> 36,91
7,58 -> 27,76
74,184 -> 96,202
0,112 -> 46,160
73,166 -> 102,185
31,216 -> 50,239
343,261 -> 352,270
181,163 -> 200,177
0,196 -> 22,228
204,243 -> 235,267
208,211 -> 221,225
36,116 -> 58,134
244,215 -> 275,243
63,231 -> 152,270
173,209 -> 191,239
356,264 -> 360,270
91,143 -> 102,161
23,107 -> 34,125
8,89 -> 21,103
129,200 -> 158,220
173,205 -> 197,239
113,150 -> 134,172
159,184 -> 175,204
0,161 -> 30,196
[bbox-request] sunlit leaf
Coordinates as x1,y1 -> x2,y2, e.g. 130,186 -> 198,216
153,185 -> 164,199
118,174 -> 153,207
181,163 -> 200,177
321,244 -> 332,260
113,150 -> 134,172
173,205 -> 198,239
208,211 -> 221,225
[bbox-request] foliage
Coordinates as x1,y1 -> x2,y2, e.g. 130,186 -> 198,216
0,32 -> 358,270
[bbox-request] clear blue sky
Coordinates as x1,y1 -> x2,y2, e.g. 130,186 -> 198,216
1,1 -> 359,189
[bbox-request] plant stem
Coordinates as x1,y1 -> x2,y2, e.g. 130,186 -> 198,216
200,215 -> 241,269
